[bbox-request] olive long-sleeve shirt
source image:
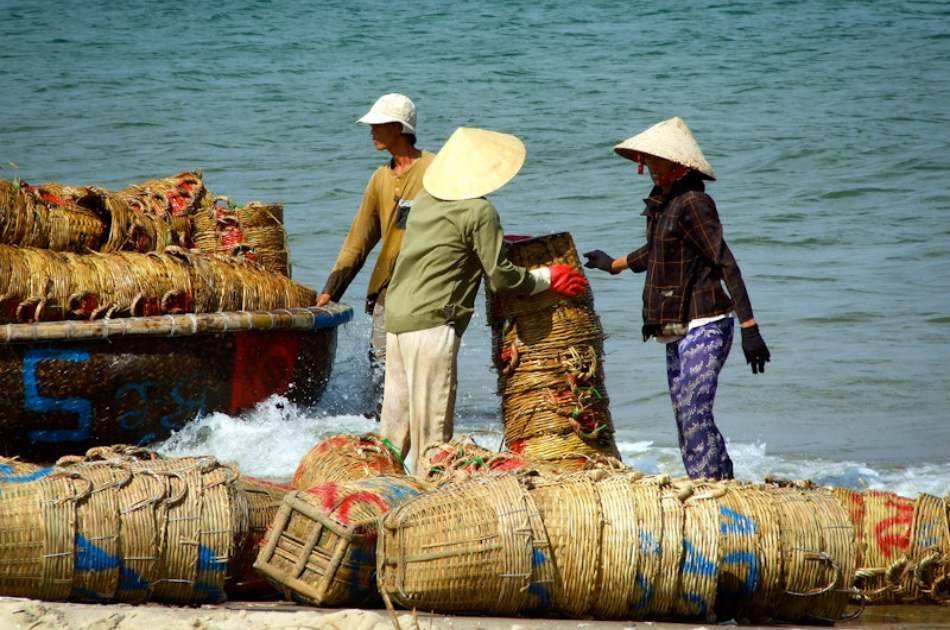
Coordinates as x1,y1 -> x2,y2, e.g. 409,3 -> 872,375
384,191 -> 538,336
322,151 -> 435,312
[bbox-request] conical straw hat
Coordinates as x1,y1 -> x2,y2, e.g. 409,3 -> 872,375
614,116 -> 716,180
423,127 -> 526,201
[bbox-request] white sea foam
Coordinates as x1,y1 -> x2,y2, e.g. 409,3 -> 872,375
158,396 -> 950,498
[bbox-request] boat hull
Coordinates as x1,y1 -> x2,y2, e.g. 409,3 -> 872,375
0,305 -> 352,458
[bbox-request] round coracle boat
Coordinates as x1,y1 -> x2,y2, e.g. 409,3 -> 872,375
0,303 -> 352,458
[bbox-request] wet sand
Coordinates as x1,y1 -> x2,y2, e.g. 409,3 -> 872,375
2,598 -> 948,629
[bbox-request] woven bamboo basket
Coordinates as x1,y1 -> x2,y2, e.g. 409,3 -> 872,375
292,433 -> 405,490
116,171 -> 206,249
675,482 -> 721,620
96,189 -> 173,253
487,232 -> 620,462
57,448 -> 241,604
713,482 -> 783,620
768,486 -> 856,623
421,436 -> 530,487
902,494 -> 950,603
0,245 -> 317,323
238,202 -> 290,277
524,473 -> 603,617
377,475 -> 539,615
508,430 -> 620,464
849,489 -> 916,601
589,472 -> 641,619
627,478 -> 665,617
255,476 -> 428,607
0,472 -> 83,600
0,180 -> 106,252
0,456 -> 49,481
227,476 -> 291,599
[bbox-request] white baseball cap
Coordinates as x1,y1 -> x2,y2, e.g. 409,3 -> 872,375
357,93 -> 417,134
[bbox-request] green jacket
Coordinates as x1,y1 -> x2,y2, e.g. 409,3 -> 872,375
385,191 -> 537,336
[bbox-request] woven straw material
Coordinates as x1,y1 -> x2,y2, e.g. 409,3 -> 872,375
0,245 -> 316,323
614,116 -> 716,180
292,433 -> 405,490
626,477 -> 666,618
421,437 -> 530,487
60,448 -> 241,605
525,474 -> 603,617
853,490 -> 916,600
509,431 -> 620,463
227,476 -> 291,599
377,475 -> 538,615
0,473 -> 82,600
675,484 -> 721,620
0,180 -> 106,252
0,456 -> 48,481
589,473 -> 640,619
115,171 -> 207,249
901,494 -> 950,603
255,476 -> 427,607
488,233 -> 620,463
97,189 -> 173,253
769,487 -> 856,623
713,482 -> 782,620
238,202 -> 290,277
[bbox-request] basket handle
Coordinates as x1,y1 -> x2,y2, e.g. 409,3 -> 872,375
785,551 -> 842,597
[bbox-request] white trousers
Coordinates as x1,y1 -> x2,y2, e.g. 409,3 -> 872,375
378,324 -> 460,473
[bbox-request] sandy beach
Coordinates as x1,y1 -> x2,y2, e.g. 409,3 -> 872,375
2,598 -> 948,630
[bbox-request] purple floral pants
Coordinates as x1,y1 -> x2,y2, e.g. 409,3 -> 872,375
665,318 -> 735,480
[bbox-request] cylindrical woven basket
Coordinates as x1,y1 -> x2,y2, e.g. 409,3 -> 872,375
901,493 -> 950,603
228,476 -> 292,599
525,473 -> 603,617
238,202 -> 290,277
0,472 -> 83,601
255,476 -> 428,607
713,482 -> 783,621
768,486 -> 856,623
676,482 -> 721,621
590,472 -> 641,619
0,180 -> 106,252
486,232 -> 620,464
292,433 -> 405,490
377,475 -> 539,615
851,489 -> 915,602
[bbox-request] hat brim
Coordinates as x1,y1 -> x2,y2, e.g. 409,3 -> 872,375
356,112 -> 416,134
614,146 -> 715,181
423,127 -> 526,201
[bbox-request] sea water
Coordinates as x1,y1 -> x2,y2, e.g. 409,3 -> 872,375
2,1 -> 948,495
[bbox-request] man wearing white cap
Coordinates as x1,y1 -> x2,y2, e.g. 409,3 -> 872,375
316,94 -> 435,415
583,117 -> 771,481
380,127 -> 588,470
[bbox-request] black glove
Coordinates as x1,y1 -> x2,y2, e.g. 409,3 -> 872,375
583,249 -> 616,274
740,324 -> 771,374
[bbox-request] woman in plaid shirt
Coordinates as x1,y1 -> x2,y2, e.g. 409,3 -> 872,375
583,117 -> 771,480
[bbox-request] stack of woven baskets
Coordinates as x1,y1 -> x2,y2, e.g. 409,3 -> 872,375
377,471 -> 860,624
0,245 -> 315,323
487,232 -> 620,466
0,446 -> 263,605
0,172 -> 299,324
193,198 -> 291,277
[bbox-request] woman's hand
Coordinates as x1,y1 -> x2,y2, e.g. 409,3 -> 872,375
583,250 -> 620,274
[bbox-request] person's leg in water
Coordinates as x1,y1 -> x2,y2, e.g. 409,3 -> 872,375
368,300 -> 387,419
665,318 -> 735,480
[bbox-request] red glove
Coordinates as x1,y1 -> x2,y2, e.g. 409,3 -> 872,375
548,263 -> 587,298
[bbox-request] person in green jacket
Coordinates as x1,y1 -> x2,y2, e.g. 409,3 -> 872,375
380,127 -> 587,471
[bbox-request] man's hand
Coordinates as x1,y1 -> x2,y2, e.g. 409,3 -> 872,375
315,293 -> 332,307
548,263 -> 588,298
740,324 -> 771,374
583,250 -> 618,274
